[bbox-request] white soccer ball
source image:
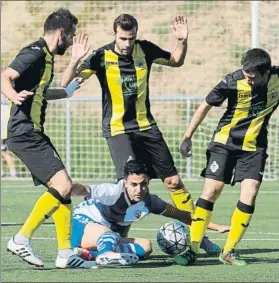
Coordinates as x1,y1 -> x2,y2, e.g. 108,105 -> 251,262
157,222 -> 190,255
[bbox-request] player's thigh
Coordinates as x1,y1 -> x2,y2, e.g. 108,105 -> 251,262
201,143 -> 235,184
106,134 -> 136,180
234,150 -> 268,185
81,222 -> 111,249
134,127 -> 178,180
6,132 -> 65,187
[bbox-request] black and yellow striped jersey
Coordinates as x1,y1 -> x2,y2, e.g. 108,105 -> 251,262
77,40 -> 171,137
206,67 -> 279,151
5,38 -> 54,139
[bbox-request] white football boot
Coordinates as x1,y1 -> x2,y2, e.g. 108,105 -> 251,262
7,237 -> 44,267
96,252 -> 139,266
55,254 -> 98,269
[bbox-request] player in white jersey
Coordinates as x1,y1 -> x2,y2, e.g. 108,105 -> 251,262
70,158 -> 230,266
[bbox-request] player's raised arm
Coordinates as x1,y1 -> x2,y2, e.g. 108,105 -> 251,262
61,33 -> 90,87
168,14 -> 188,67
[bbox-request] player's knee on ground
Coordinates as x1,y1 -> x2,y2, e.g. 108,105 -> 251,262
201,178 -> 224,202
47,169 -> 72,198
163,175 -> 184,192
240,179 -> 261,205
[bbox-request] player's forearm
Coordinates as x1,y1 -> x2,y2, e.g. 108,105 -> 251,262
45,88 -> 67,100
61,60 -> 80,88
183,101 -> 212,139
1,74 -> 19,103
169,39 -> 188,67
162,204 -> 191,225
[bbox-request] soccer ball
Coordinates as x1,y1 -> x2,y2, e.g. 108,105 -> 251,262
157,222 -> 190,255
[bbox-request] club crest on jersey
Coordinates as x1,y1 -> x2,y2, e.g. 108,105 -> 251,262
135,58 -> 145,68
210,161 -> 219,173
135,210 -> 142,219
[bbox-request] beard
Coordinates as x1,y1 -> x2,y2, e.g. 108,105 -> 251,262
56,41 -> 68,55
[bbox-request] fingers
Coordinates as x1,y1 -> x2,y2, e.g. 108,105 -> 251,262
15,90 -> 34,105
174,14 -> 187,25
74,33 -> 89,45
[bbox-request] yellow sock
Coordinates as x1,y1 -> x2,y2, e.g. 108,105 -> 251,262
223,201 -> 254,254
170,188 -> 195,215
190,198 -> 214,254
52,202 -> 73,250
19,192 -> 60,238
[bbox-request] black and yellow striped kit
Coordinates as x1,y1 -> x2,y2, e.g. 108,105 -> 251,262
77,40 -> 170,137
206,67 -> 279,151
5,38 -> 54,138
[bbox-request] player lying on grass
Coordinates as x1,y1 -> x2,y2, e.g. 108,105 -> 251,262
70,158 -> 230,266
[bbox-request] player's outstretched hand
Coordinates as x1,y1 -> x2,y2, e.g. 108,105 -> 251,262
179,137 -> 192,157
71,33 -> 91,63
15,90 -> 34,105
172,14 -> 188,41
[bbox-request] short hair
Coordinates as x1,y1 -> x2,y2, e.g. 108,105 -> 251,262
113,14 -> 138,33
44,8 -> 78,34
241,48 -> 271,76
124,158 -> 147,179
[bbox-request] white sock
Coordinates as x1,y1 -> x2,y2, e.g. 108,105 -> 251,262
58,249 -> 74,258
14,233 -> 30,246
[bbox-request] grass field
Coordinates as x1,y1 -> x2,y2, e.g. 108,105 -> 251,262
1,180 -> 279,282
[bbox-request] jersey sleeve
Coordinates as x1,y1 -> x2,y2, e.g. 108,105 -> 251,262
205,76 -> 230,107
8,46 -> 44,75
140,40 -> 171,65
77,50 -> 100,79
88,180 -> 123,205
149,194 -> 167,215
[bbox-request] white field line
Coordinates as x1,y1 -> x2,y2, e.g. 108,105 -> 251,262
2,190 -> 279,194
1,236 -> 279,241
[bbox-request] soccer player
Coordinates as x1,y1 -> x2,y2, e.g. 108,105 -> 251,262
175,48 -> 279,266
1,9 -> 95,269
70,158 -> 230,266
61,13 -> 196,231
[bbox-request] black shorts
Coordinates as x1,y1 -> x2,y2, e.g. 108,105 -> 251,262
201,142 -> 268,185
1,139 -> 7,151
6,131 -> 65,186
106,127 -> 178,180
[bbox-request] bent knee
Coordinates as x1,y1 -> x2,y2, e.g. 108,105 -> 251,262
47,169 -> 72,197
201,178 -> 224,202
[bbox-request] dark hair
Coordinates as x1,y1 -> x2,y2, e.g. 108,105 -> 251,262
113,14 -> 138,33
124,158 -> 147,178
44,8 -> 78,34
241,48 -> 271,76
